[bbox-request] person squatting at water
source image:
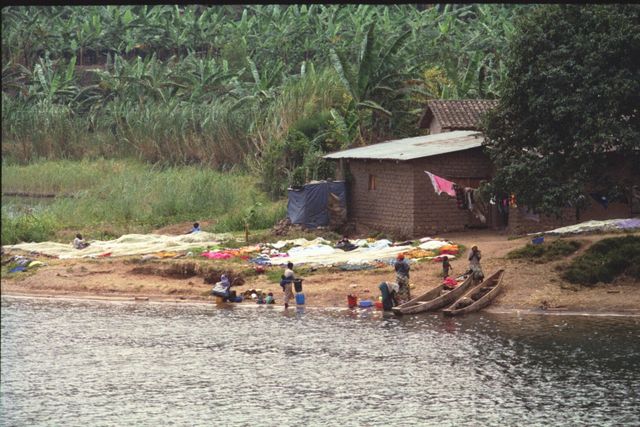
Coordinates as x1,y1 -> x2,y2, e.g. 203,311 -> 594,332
379,281 -> 400,311
280,262 -> 295,309
72,234 -> 90,250
211,274 -> 231,301
467,245 -> 484,282
394,254 -> 411,304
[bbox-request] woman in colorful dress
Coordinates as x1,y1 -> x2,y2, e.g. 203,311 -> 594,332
394,254 -> 411,304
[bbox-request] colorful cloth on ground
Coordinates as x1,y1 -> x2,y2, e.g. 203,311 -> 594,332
403,248 -> 436,259
439,244 -> 459,255
419,240 -> 450,251
442,277 -> 458,288
425,171 -> 456,197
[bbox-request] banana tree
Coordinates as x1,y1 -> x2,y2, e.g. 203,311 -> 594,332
329,21 -> 415,145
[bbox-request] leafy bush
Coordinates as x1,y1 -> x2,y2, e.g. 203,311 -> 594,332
1,211 -> 57,245
562,236 -> 640,285
506,239 -> 582,263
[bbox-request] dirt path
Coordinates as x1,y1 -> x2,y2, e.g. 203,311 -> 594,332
2,230 -> 639,314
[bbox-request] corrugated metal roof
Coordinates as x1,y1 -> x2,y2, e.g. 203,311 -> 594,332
323,130 -> 484,161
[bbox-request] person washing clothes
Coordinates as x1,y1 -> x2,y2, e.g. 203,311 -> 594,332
394,254 -> 411,304
280,262 -> 295,309
211,274 -> 231,301
72,234 -> 90,250
379,281 -> 400,311
186,222 -> 201,234
468,246 -> 484,282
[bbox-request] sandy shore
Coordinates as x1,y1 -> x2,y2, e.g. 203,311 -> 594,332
3,230 -> 639,315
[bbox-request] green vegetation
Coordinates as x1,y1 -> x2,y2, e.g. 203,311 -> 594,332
2,4 -> 525,199
506,239 -> 582,263
1,160 -> 286,245
562,236 -> 640,286
484,5 -> 640,215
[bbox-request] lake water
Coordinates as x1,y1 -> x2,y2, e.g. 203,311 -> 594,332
1,296 -> 639,426
1,195 -> 56,219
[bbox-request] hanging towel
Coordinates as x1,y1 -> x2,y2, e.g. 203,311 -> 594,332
425,171 -> 456,197
454,185 -> 467,209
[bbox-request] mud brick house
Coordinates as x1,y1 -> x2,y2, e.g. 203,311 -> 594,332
324,131 -> 493,237
323,100 -> 639,237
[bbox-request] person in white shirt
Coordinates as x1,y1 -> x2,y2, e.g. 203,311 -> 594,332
72,234 -> 90,250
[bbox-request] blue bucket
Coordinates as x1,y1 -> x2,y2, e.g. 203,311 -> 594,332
532,236 -> 544,245
295,293 -> 305,305
359,300 -> 373,308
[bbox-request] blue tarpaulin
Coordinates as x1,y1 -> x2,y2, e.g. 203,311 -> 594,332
287,181 -> 346,228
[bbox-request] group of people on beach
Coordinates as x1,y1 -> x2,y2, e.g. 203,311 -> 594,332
380,244 -> 484,310
72,223 -> 483,311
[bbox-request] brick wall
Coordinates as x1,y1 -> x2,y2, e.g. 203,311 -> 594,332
345,147 -> 493,238
347,159 -> 415,238
342,148 -> 637,238
412,148 -> 493,236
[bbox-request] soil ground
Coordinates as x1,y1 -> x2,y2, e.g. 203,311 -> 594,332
2,229 -> 639,315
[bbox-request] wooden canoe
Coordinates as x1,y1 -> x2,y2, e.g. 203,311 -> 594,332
392,275 -> 476,316
442,269 -> 505,316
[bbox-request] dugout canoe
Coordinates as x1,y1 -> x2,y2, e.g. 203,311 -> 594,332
392,275 -> 475,316
442,269 -> 505,317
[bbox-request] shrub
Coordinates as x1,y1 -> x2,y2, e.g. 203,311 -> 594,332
506,239 -> 582,263
562,236 -> 640,285
1,211 -> 57,245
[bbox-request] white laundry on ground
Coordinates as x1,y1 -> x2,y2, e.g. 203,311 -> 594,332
540,218 -> 640,236
4,232 -> 231,259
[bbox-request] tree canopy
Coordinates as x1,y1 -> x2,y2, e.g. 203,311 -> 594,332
483,5 -> 640,215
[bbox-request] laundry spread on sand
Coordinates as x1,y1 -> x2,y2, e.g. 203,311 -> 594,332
4,233 -> 459,268
540,218 -> 640,236
3,232 -> 232,259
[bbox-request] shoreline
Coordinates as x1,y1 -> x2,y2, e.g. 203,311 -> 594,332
3,292 -> 639,318
3,230 -> 638,316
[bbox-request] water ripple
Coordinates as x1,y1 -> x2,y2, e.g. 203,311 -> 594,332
2,297 -> 639,426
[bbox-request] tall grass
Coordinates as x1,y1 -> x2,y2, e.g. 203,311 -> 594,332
1,160 -> 286,245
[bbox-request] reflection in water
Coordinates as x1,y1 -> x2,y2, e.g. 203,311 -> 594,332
1,297 -> 639,426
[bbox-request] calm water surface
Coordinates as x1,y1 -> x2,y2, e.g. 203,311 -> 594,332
1,296 -> 639,426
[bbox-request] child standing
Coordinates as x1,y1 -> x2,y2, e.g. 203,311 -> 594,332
442,257 -> 452,278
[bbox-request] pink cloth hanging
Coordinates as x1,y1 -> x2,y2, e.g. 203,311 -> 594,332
425,171 -> 456,197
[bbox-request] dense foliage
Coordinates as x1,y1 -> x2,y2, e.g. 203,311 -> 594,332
483,5 -> 640,215
562,235 -> 640,285
2,4 -> 524,197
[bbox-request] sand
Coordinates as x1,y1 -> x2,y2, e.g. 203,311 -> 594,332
2,229 -> 639,315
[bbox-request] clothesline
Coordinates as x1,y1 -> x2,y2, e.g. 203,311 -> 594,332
424,170 -> 488,223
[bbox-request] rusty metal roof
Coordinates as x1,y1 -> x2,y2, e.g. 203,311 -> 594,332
323,130 -> 484,161
419,99 -> 498,129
